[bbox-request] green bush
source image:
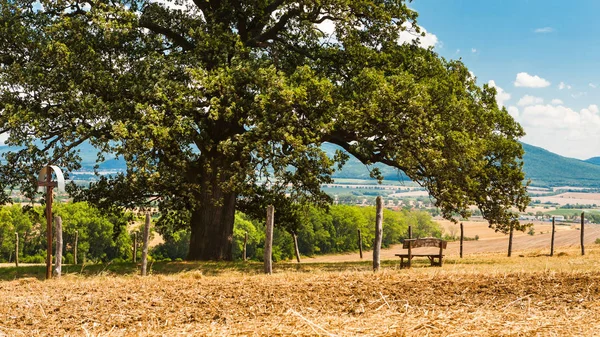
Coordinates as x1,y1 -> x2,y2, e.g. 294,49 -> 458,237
22,255 -> 45,263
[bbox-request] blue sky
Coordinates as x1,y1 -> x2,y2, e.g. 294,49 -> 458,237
409,0 -> 600,159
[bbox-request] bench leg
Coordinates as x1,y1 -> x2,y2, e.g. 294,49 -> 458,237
400,257 -> 404,269
427,256 -> 434,266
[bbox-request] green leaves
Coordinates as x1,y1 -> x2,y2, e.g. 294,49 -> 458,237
1,0 -> 529,248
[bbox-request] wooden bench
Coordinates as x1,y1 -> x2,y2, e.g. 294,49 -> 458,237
395,237 -> 447,269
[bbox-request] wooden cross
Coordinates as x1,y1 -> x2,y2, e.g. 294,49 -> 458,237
37,166 -> 65,280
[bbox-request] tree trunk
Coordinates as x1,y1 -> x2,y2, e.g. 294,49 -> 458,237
187,179 -> 237,261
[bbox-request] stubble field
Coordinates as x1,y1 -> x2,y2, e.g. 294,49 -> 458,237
2,248 -> 600,336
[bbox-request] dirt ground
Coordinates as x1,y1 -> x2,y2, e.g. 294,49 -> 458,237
1,264 -> 600,336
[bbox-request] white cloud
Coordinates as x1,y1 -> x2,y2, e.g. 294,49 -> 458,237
517,95 -> 544,106
589,83 -> 597,89
471,48 -> 477,53
514,72 -> 551,88
507,106 -> 519,119
455,49 -> 460,54
488,80 -> 511,107
534,27 -> 554,33
515,103 -> 600,159
551,99 -> 563,105
558,82 -> 572,90
571,92 -> 587,99
0,133 -> 7,145
398,23 -> 438,49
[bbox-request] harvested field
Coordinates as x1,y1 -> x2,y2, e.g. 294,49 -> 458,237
306,221 -> 600,263
533,192 -> 600,206
2,251 -> 600,336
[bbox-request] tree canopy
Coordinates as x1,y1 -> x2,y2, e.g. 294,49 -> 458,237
0,0 -> 530,260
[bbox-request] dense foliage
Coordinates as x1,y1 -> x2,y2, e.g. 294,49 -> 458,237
0,203 -> 132,263
1,0 -> 529,260
153,206 -> 441,261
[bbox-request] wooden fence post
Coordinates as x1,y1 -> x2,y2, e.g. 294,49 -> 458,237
141,213 -> 151,276
45,172 -> 54,280
133,232 -> 137,263
243,231 -> 248,261
357,229 -> 363,259
373,196 -> 383,272
293,232 -> 301,263
508,225 -> 514,257
264,205 -> 274,274
581,212 -> 585,256
54,216 -> 63,278
74,230 -> 78,265
14,232 -> 18,267
550,217 -> 555,257
459,222 -> 464,259
407,225 -> 413,268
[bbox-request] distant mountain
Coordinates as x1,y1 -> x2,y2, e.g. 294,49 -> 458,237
322,143 -> 410,181
521,143 -> 600,188
0,142 -> 124,172
325,142 -> 600,188
3,141 -> 600,188
585,157 -> 600,166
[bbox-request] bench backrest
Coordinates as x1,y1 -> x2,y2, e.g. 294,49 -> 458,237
403,237 -> 447,249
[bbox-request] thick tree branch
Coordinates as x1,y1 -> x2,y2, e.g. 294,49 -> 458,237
252,8 -> 301,44
326,133 -> 408,171
139,20 -> 196,51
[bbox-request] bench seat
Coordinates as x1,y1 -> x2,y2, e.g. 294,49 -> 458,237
396,237 -> 447,269
395,253 -> 444,268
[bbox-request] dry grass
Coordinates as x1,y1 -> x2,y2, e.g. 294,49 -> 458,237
1,248 -> 600,336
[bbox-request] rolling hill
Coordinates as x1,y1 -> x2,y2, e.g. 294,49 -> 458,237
2,142 -> 600,188
325,142 -> 600,188
520,143 -> 600,187
585,157 -> 600,166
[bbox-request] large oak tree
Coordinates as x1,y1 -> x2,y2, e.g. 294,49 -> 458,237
0,0 -> 529,260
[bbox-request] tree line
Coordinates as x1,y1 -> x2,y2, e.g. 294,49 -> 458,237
0,203 -> 132,263
0,202 -> 440,264
154,205 -> 441,262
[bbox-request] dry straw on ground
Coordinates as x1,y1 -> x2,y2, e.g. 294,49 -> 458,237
1,249 -> 600,336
